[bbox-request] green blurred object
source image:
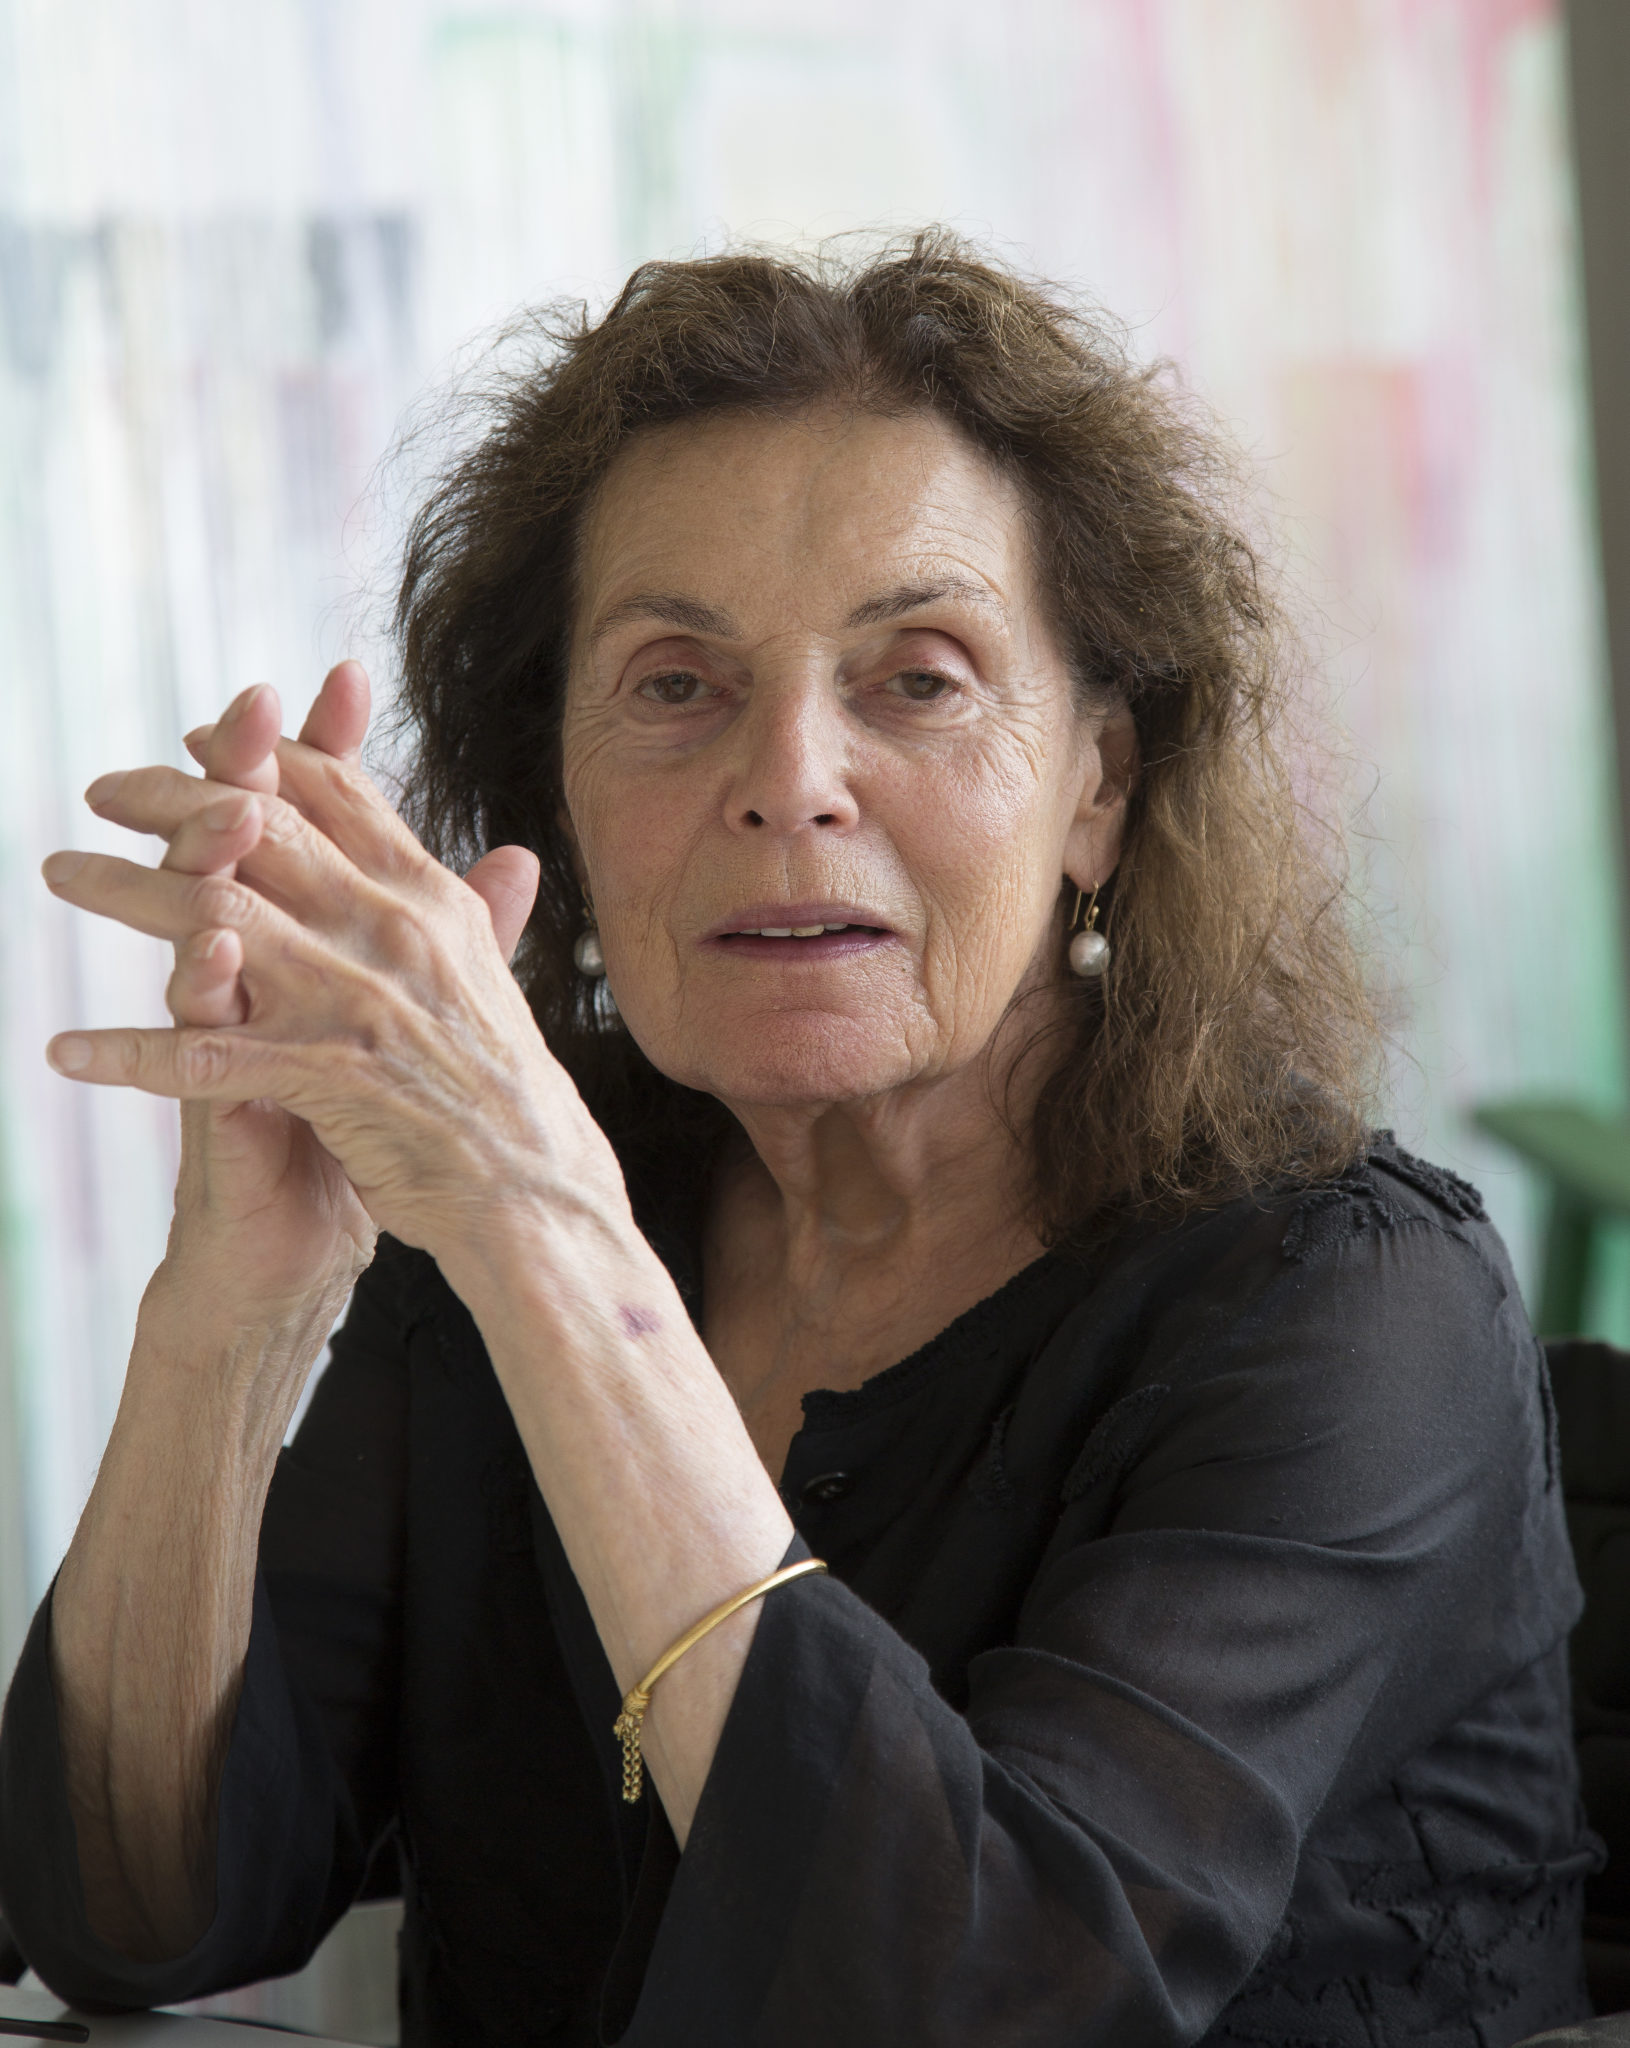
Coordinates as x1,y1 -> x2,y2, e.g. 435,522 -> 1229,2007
1474,1104 -> 1630,1336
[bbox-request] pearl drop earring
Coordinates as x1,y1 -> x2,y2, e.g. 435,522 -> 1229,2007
574,892 -> 606,979
1068,884 -> 1109,978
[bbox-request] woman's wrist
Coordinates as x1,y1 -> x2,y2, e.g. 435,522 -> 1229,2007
439,1190 -> 796,1812
129,1255 -> 351,1459
434,1191 -> 676,1375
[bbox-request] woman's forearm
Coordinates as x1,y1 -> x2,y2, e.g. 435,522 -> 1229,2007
441,1205 -> 794,1847
48,1261 -> 347,1961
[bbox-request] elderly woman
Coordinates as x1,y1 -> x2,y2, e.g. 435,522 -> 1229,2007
0,239 -> 1595,2046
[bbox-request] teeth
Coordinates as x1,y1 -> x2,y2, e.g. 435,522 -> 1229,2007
730,921 -> 857,938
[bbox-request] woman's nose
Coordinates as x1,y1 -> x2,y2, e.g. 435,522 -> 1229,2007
724,675 -> 859,836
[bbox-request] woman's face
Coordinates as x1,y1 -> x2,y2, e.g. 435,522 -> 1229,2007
562,407 -> 1131,1112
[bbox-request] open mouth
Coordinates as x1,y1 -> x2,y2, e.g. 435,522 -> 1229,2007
706,910 -> 895,958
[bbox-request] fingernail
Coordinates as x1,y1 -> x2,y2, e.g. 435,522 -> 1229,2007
191,929 -> 226,962
202,792 -> 254,831
41,851 -> 87,887
86,771 -> 128,808
48,1035 -> 92,1073
224,684 -> 266,723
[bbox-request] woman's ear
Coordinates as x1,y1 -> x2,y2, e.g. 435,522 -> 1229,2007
1064,704 -> 1138,887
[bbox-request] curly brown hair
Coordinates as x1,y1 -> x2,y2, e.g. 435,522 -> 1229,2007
391,230 -> 1378,1240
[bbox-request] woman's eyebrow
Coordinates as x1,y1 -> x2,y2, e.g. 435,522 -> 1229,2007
587,591 -> 738,647
844,577 -> 999,628
586,577 -> 998,649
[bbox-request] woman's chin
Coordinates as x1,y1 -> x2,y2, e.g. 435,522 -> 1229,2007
633,1009 -> 923,1111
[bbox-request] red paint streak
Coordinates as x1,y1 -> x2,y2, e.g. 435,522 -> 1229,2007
1420,0 -> 1561,216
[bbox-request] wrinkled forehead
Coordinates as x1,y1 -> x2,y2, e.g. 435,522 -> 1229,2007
571,405 -> 1042,647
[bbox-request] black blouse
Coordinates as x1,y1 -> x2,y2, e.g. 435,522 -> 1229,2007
0,1138 -> 1600,2045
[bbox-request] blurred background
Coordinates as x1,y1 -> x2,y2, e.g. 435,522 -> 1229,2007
2,0 -> 1628,2030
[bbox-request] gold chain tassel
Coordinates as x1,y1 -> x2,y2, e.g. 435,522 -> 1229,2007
610,1558 -> 828,1803
613,1690 -> 652,1803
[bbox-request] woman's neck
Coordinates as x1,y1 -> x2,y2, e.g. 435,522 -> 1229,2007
702,1048 -> 1054,1472
726,1079 -> 1041,1282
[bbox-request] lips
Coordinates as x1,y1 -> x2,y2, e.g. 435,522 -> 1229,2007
703,902 -> 893,943
701,901 -> 896,957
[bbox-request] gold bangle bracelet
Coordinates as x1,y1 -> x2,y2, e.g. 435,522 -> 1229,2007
612,1557 -> 829,1802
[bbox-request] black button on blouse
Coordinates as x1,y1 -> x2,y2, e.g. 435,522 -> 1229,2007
797,1471 -> 853,1506
0,1137 -> 1598,2047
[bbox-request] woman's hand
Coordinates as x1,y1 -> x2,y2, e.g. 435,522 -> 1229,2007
144,667 -> 380,1321
42,667 -> 582,1278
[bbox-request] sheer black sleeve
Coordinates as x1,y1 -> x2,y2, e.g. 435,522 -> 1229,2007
607,1195 -> 1581,2046
0,1240 -> 415,2008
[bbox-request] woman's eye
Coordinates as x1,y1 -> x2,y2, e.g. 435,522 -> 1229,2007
636,671 -> 710,705
889,670 -> 955,702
